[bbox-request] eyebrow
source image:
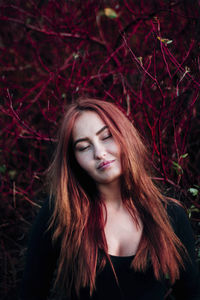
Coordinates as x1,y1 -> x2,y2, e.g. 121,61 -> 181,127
74,125 -> 108,147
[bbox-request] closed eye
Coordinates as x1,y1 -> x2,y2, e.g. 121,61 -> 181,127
101,129 -> 112,140
76,145 -> 90,152
102,134 -> 112,140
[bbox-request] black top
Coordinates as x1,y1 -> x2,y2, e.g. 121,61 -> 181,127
20,200 -> 200,300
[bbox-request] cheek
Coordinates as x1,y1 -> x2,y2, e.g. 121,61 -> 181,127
75,152 -> 92,172
108,142 -> 121,158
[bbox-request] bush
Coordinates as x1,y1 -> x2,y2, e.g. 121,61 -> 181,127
0,1 -> 199,299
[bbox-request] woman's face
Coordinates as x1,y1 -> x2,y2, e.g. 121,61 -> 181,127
72,111 -> 122,185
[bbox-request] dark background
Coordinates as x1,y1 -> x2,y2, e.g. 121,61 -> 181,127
0,1 -> 199,299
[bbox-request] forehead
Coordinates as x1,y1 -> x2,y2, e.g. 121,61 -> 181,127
72,111 -> 106,139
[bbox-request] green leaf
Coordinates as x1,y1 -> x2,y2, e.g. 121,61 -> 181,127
188,188 -> 199,197
180,153 -> 188,159
104,8 -> 118,19
187,205 -> 199,218
0,164 -> 6,173
194,184 -> 200,189
172,161 -> 179,167
172,161 -> 183,174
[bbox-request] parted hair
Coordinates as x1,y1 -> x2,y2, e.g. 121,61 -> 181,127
47,98 -> 186,298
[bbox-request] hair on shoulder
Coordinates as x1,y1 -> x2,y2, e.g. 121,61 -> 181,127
47,97 -> 186,298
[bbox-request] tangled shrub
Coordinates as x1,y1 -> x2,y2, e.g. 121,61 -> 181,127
0,0 -> 199,299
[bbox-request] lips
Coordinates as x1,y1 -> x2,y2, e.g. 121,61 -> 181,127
97,160 -> 115,170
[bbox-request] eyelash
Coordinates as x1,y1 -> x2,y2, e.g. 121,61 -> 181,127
102,134 -> 112,140
76,133 -> 112,151
77,145 -> 90,152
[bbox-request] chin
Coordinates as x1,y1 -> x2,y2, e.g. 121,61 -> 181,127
97,174 -> 121,184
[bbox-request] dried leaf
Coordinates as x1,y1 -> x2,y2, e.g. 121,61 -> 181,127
104,8 -> 118,19
137,56 -> 143,65
157,36 -> 173,45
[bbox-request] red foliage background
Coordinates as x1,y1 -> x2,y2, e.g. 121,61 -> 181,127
0,0 -> 200,299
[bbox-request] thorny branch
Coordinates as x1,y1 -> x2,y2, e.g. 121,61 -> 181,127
0,1 -> 200,299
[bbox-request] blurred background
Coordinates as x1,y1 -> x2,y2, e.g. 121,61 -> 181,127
0,0 -> 200,299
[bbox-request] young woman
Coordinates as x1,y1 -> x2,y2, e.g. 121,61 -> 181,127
20,98 -> 199,300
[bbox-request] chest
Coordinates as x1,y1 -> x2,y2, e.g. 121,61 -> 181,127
104,208 -> 143,257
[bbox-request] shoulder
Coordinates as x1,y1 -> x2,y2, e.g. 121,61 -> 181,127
165,202 -> 200,298
166,200 -> 197,262
166,201 -> 191,235
31,198 -> 53,232
20,198 -> 58,300
167,201 -> 187,222
35,198 -> 53,223
27,197 -> 56,250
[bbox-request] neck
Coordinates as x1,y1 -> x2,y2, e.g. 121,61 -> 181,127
97,180 -> 122,210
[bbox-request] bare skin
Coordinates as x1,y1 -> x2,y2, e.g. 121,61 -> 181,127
100,180 -> 143,257
73,111 -> 143,257
104,203 -> 143,257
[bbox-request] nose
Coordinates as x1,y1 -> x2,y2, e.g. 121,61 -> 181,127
93,142 -> 106,159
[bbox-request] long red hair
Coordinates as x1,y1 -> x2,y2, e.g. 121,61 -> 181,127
47,98 -> 186,298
